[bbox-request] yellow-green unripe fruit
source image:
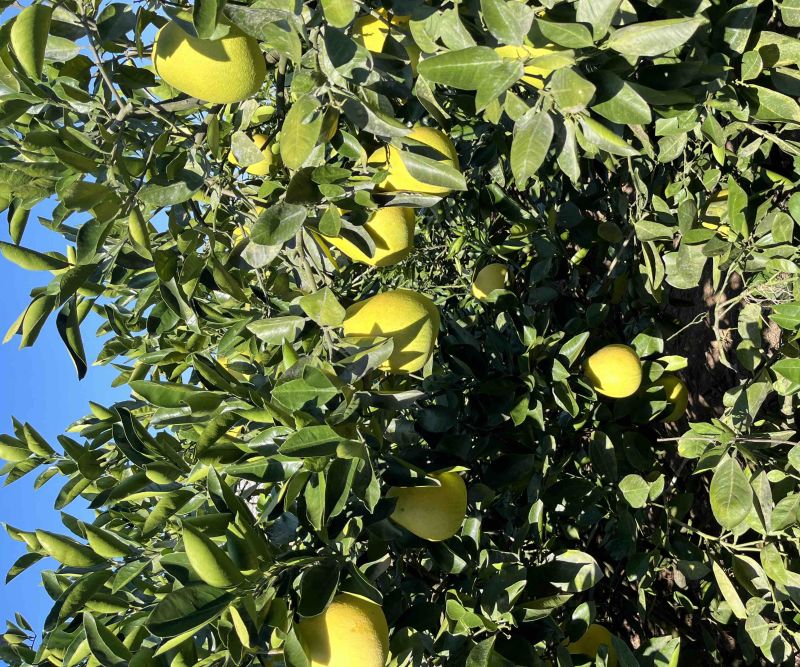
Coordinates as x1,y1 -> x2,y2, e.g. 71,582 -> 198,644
297,593 -> 389,667
343,289 -> 439,374
368,126 -> 460,196
325,207 -> 415,267
655,374 -> 689,421
228,134 -> 276,176
153,21 -> 266,104
584,344 -> 642,399
566,624 -> 617,667
388,471 -> 467,541
471,263 -> 509,301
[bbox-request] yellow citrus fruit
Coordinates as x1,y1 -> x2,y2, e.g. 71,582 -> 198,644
388,471 -> 467,541
343,289 -> 439,374
584,344 -> 642,399
153,20 -> 266,104
472,263 -> 509,301
228,134 -> 276,176
325,207 -> 415,267
655,374 -> 689,421
495,44 -> 568,89
297,593 -> 389,667
566,624 -> 617,667
368,126 -> 460,196
353,9 -> 410,53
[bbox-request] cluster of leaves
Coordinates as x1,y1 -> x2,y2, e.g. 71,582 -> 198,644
1,0 -> 800,665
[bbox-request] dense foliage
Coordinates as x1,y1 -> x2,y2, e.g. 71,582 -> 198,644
1,0 -> 800,665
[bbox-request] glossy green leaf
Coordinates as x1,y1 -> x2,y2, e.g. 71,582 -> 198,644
710,456 -> 753,530
10,4 -> 53,79
606,18 -> 706,57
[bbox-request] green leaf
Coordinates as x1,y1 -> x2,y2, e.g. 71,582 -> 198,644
251,203 -> 308,246
723,1 -> 758,54
466,636 -> 498,667
576,0 -> 622,39
591,72 -> 652,125
711,562 -> 748,619
536,19 -> 594,48
138,171 -> 204,206
284,626 -> 311,667
182,522 -> 243,589
230,131 -> 266,167
147,584 -> 233,637
35,530 -> 104,567
771,304 -> 800,330
281,96 -> 322,170
321,0 -> 354,28
82,523 -> 135,559
83,612 -> 132,667
559,332 -> 590,366
606,18 -> 706,57
299,288 -> 346,326
298,561 -> 340,617
550,68 -> 596,113
279,425 -> 342,457
193,0 -> 227,39
772,358 -> 800,383
5,552 -> 43,584
510,109 -> 554,187
590,431 -> 618,481
247,316 -> 306,345
710,455 -> 753,530
129,380 -> 224,410
272,368 -> 339,412
398,150 -> 467,191
481,0 -> 534,45
782,0 -> 800,27
0,241 -> 68,271
56,299 -> 87,381
745,614 -> 770,647
746,84 -> 800,123
541,550 -> 603,593
57,571 -> 113,623
619,474 -> 650,508
579,116 -> 640,157
418,47 -> 503,89
663,243 -> 707,290
10,4 -> 53,79
556,118 -> 581,183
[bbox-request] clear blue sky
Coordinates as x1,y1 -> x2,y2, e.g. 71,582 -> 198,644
0,200 -> 123,632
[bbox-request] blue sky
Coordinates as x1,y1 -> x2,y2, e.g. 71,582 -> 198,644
0,200 -> 123,633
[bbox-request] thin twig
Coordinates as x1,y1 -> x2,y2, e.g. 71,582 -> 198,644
81,17 -> 126,109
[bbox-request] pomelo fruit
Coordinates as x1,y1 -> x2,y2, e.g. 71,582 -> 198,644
153,20 -> 266,104
472,263 -> 509,301
368,126 -> 459,196
343,289 -> 439,374
297,593 -> 389,667
584,344 -> 642,399
325,207 -> 415,267
388,471 -> 467,541
655,374 -> 689,421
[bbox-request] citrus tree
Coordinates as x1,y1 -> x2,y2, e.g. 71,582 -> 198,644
1,0 -> 800,665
